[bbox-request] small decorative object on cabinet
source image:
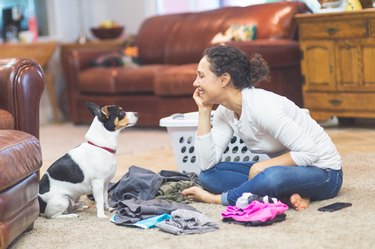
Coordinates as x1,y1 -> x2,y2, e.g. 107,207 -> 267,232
345,0 -> 363,10
316,0 -> 346,12
319,0 -> 343,9
296,11 -> 375,121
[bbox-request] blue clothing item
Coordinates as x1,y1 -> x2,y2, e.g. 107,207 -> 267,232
133,213 -> 172,229
199,162 -> 343,206
111,212 -> 172,229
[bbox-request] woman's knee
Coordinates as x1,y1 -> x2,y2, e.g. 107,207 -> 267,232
311,169 -> 343,201
249,166 -> 262,179
330,169 -> 343,197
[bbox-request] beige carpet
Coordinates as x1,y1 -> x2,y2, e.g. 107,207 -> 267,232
9,122 -> 375,249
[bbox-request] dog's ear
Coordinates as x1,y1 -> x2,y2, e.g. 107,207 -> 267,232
100,106 -> 110,119
85,102 -> 103,118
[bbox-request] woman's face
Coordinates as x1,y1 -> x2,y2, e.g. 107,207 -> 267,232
193,56 -> 223,105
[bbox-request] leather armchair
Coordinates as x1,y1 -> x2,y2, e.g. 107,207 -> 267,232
0,58 -> 44,248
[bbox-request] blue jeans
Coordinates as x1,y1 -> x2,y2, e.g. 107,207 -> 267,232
198,162 -> 343,206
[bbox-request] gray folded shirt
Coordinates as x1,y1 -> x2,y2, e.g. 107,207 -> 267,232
157,209 -> 219,235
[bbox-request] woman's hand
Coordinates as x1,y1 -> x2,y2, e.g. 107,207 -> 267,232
249,152 -> 296,179
249,162 -> 270,179
193,88 -> 213,112
193,88 -> 213,136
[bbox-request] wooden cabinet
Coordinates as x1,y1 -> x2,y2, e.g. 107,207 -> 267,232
296,11 -> 375,121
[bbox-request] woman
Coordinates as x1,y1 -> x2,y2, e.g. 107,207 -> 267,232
181,45 -> 342,211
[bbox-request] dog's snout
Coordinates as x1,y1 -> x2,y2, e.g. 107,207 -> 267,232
134,112 -> 138,118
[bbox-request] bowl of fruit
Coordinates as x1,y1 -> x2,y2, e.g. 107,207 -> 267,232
91,20 -> 124,39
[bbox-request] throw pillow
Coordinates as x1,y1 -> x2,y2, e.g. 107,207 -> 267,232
123,46 -> 140,67
121,34 -> 140,67
91,48 -> 140,68
92,51 -> 125,67
211,24 -> 257,44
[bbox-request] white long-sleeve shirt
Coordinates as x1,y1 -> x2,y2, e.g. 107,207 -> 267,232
195,88 -> 342,171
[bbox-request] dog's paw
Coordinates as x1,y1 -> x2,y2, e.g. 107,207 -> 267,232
97,213 -> 108,219
74,202 -> 89,211
52,213 -> 80,219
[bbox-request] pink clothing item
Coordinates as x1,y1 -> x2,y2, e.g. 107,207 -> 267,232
221,200 -> 288,223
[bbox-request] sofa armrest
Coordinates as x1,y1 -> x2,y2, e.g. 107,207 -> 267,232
0,58 -> 44,138
224,39 -> 301,68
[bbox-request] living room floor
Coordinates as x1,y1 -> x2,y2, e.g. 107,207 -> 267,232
10,118 -> 374,249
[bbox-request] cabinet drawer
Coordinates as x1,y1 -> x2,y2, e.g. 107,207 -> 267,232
299,20 -> 368,39
304,93 -> 375,111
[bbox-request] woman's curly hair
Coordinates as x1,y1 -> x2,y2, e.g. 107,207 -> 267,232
203,45 -> 270,89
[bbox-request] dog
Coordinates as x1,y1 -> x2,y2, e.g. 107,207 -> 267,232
38,102 -> 138,219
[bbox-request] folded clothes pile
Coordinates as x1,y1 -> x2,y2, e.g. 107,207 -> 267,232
108,165 -> 218,235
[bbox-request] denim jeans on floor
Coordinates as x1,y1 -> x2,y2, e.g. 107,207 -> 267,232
198,162 -> 343,206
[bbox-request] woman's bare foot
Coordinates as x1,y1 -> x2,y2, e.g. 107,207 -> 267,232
181,186 -> 222,204
290,193 -> 310,211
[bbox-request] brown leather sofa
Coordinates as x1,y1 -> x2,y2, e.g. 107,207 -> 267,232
64,1 -> 310,126
0,58 -> 44,248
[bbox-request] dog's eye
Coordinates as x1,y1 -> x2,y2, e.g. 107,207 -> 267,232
119,110 -> 125,119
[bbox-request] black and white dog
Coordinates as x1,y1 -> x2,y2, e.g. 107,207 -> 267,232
38,102 -> 138,218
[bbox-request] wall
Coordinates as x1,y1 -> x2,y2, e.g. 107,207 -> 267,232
47,0 -> 156,42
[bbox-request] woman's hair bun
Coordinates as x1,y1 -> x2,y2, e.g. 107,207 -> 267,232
248,53 -> 270,86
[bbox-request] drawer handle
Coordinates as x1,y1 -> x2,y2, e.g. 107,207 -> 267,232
345,40 -> 351,49
326,28 -> 338,36
329,99 -> 342,106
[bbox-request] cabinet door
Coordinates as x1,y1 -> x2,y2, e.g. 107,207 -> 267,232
336,39 -> 375,91
300,40 -> 336,91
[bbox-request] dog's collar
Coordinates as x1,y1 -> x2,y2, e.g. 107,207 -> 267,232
87,141 -> 116,154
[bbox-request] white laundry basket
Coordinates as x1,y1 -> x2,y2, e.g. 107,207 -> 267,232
159,111 -> 269,174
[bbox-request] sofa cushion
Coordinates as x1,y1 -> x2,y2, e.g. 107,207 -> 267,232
154,63 -> 197,97
0,109 -> 14,130
0,130 -> 42,191
78,65 -> 169,94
